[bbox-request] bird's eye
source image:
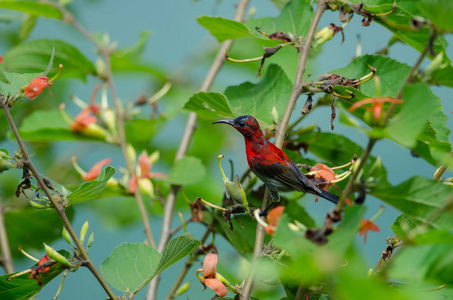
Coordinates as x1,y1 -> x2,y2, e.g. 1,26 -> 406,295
238,121 -> 245,127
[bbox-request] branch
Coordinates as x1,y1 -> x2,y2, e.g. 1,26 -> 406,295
147,1 -> 250,299
56,3 -> 156,248
1,98 -> 117,299
0,199 -> 14,274
242,2 -> 328,299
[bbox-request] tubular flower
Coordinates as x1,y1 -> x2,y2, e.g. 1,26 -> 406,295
265,206 -> 285,235
129,151 -> 166,194
24,76 -> 52,100
70,106 -> 99,132
0,56 -> 3,63
83,158 -> 112,181
349,97 -> 403,122
309,163 -> 337,202
359,219 -> 380,243
198,254 -> 227,297
37,254 -> 51,273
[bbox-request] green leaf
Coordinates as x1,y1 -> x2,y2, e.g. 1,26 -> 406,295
185,64 -> 292,129
16,109 -> 105,142
0,71 -> 40,98
167,157 -> 206,185
388,243 -> 453,285
101,235 -> 200,293
153,234 -> 201,276
5,208 -> 74,258
214,213 -> 271,257
125,117 -> 166,149
19,14 -> 37,41
67,166 -> 115,202
428,64 -> 453,87
0,251 -> 70,300
100,242 -> 161,293
197,16 -> 253,42
0,1 -> 63,19
371,176 -> 453,228
390,214 -> 421,241
418,0 -> 453,32
2,39 -> 96,81
331,55 -> 411,98
246,0 -> 313,39
381,83 -> 437,148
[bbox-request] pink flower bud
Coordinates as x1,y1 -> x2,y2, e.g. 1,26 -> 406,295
24,76 -> 52,100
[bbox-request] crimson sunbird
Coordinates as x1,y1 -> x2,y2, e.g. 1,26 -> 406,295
213,115 -> 339,205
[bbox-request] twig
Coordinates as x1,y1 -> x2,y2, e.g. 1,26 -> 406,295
165,227 -> 212,300
56,2 -> 156,248
242,2 -> 328,299
0,199 -> 14,273
146,1 -> 250,299
1,98 -> 117,299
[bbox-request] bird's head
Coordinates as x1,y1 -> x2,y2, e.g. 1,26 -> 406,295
212,115 -> 263,139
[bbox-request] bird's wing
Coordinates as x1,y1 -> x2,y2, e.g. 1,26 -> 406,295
251,159 -> 321,194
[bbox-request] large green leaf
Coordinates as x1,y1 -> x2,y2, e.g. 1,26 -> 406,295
197,16 -> 253,43
418,0 -> 453,32
2,39 -> 96,81
17,109 -> 105,142
0,250 -> 71,300
0,71 -> 41,98
100,242 -> 161,293
331,55 -> 411,98
125,117 -> 166,149
184,64 -> 292,128
388,243 -> 453,285
0,1 -> 63,19
101,235 -> 200,293
67,166 -> 116,202
5,208 -> 74,258
166,156 -> 206,186
371,176 -> 453,228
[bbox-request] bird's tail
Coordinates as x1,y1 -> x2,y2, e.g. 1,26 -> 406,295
318,189 -> 339,204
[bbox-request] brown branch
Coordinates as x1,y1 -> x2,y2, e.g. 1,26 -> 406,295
55,2 -> 156,249
147,1 -> 250,299
1,98 -> 117,299
0,199 -> 14,274
242,2 -> 328,299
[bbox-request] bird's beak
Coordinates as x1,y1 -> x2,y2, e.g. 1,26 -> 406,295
211,119 -> 234,126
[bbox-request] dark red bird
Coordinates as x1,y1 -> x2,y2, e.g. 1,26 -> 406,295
213,115 -> 339,205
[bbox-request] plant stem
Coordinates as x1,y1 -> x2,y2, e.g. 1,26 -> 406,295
0,200 -> 14,274
57,2 -> 157,248
165,228 -> 212,300
1,99 -> 117,300
242,2 -> 328,299
146,1 -> 250,299
339,30 -> 436,209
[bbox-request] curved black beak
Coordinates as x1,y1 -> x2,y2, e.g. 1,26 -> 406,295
211,119 -> 234,126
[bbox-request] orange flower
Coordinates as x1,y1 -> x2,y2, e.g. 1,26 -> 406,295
37,254 -> 51,273
359,219 -> 380,243
70,106 -> 99,132
199,254 -> 227,297
265,206 -> 285,235
24,76 -> 52,100
310,163 -> 337,202
349,97 -> 403,122
0,56 -> 3,63
83,158 -> 111,181
129,153 -> 166,193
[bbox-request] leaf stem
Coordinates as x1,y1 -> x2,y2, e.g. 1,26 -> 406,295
1,97 -> 117,300
242,2 -> 328,299
146,1 -> 250,299
0,199 -> 14,273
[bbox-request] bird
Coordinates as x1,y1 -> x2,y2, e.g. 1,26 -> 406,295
212,115 -> 339,208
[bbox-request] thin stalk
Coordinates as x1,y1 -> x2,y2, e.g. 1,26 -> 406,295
165,228 -> 212,300
56,2 -> 156,248
0,200 -> 14,273
147,1 -> 250,299
242,2 -> 328,299
1,99 -> 117,300
339,30 -> 436,209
